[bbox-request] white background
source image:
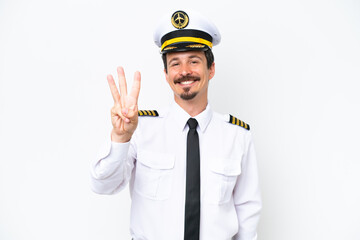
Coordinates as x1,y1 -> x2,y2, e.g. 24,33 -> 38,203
1,0 -> 360,239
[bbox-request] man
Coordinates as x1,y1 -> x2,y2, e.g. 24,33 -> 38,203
90,9 -> 261,240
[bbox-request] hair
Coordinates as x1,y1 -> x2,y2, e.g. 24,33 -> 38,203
162,48 -> 214,73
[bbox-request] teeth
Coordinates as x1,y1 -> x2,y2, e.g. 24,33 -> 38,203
180,81 -> 194,85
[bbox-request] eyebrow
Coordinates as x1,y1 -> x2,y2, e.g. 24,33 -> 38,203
168,55 -> 202,65
188,55 -> 202,60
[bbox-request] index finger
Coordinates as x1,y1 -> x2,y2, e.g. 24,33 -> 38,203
107,74 -> 121,104
117,67 -> 128,106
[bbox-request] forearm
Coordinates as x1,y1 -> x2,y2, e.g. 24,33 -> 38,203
90,141 -> 134,194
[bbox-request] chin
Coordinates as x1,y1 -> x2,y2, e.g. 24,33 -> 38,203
180,92 -> 198,100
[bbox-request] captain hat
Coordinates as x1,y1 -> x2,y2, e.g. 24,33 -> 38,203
154,9 -> 221,54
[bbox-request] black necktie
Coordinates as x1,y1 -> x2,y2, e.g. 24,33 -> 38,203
184,118 -> 200,240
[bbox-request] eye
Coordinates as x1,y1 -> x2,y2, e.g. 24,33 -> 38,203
170,62 -> 179,67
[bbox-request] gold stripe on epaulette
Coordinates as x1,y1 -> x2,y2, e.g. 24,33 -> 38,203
138,110 -> 159,117
228,114 -> 250,130
231,115 -> 235,125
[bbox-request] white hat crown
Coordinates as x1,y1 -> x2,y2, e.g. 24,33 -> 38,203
154,9 -> 221,53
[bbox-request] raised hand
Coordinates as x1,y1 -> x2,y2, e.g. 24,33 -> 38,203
107,67 -> 141,143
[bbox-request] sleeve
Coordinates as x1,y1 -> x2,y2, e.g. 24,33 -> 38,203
232,131 -> 262,240
90,136 -> 136,195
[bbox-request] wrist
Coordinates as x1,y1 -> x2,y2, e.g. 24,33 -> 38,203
111,129 -> 131,143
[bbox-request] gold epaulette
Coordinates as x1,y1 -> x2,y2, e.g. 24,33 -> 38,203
138,110 -> 159,117
229,114 -> 250,130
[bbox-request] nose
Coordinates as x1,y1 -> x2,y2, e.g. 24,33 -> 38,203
179,63 -> 192,77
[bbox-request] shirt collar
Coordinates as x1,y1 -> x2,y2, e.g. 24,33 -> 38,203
167,101 -> 213,133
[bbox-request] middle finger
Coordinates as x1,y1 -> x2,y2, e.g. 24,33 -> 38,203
117,66 -> 128,107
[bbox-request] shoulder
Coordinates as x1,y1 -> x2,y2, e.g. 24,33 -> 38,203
227,114 -> 250,130
212,112 -> 251,131
137,109 -> 164,127
138,110 -> 160,117
135,109 -> 163,136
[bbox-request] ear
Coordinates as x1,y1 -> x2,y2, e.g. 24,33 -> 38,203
208,62 -> 215,80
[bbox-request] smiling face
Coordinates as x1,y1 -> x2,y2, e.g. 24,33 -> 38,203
164,51 -> 215,107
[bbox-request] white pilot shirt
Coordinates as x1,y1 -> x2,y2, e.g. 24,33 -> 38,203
90,102 -> 261,240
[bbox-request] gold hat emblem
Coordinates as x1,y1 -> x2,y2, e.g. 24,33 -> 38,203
171,11 -> 189,29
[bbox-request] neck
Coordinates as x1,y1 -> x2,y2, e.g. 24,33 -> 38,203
174,96 -> 208,117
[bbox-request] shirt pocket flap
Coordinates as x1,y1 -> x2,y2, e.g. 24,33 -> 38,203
138,150 -> 175,170
210,158 -> 241,176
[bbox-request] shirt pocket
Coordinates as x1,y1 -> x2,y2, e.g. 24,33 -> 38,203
205,158 -> 241,204
134,150 -> 175,200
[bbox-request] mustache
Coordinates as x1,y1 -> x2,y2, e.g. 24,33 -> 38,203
174,76 -> 200,84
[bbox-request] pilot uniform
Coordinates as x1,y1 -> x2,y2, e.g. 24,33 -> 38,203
90,9 -> 261,240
